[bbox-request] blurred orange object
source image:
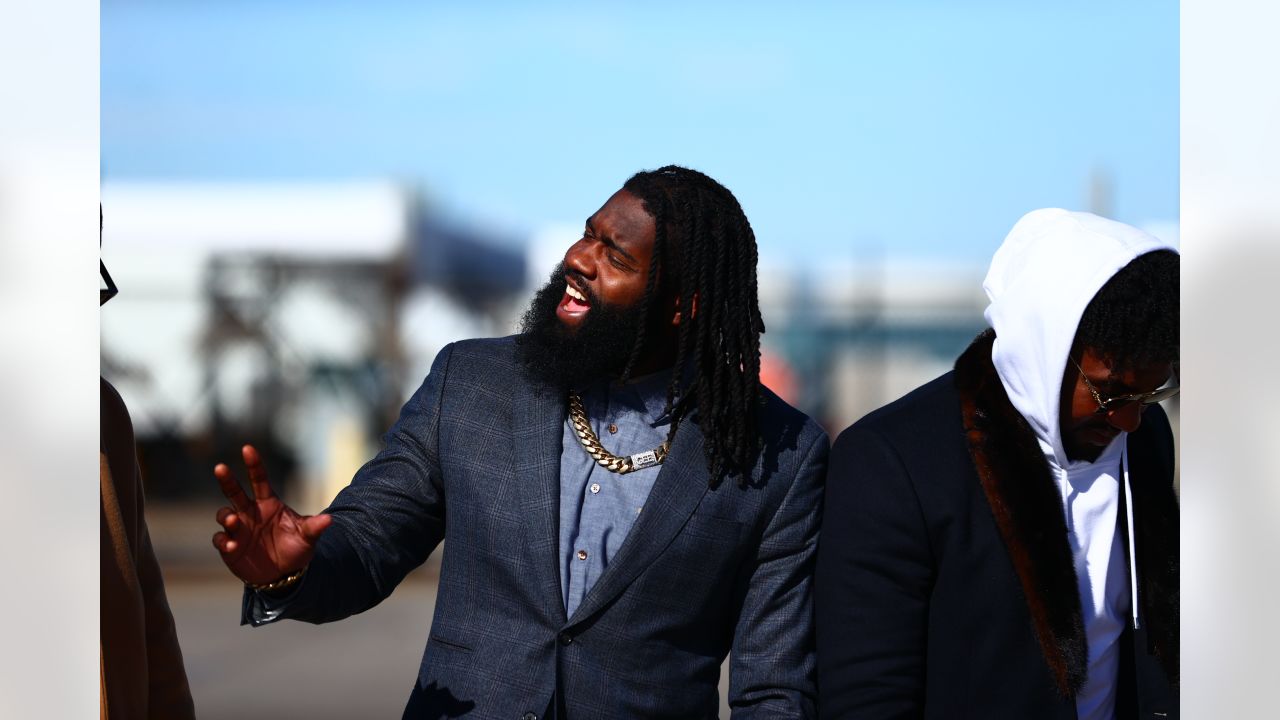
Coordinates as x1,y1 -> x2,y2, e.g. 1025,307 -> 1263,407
760,349 -> 798,406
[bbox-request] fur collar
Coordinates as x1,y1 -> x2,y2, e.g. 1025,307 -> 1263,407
954,330 -> 1179,697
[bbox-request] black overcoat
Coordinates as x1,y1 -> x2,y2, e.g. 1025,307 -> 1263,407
816,331 -> 1178,719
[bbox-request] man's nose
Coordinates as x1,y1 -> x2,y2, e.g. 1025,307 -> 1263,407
1105,402 -> 1144,433
564,238 -> 594,279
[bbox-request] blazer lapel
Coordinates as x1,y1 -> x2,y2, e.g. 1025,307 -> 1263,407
564,418 -> 710,628
511,377 -> 569,626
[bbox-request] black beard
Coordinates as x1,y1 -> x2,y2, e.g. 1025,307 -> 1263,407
515,264 -> 645,390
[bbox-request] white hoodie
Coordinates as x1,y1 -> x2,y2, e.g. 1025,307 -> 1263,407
983,209 -> 1175,720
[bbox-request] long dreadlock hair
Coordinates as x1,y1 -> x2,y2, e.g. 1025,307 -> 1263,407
618,165 -> 766,487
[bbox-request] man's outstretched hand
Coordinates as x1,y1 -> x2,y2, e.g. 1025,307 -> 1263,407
212,444 -> 333,587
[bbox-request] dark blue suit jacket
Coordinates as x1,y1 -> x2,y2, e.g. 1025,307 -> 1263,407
248,337 -> 828,719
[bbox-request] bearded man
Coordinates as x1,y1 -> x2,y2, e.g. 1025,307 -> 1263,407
816,209 -> 1179,719
211,166 -> 827,719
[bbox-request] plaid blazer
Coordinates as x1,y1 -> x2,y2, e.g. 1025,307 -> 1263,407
251,336 -> 827,719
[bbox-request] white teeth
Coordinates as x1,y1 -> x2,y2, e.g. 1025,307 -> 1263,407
566,284 -> 588,303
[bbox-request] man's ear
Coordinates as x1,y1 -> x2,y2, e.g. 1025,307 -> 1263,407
671,293 -> 699,325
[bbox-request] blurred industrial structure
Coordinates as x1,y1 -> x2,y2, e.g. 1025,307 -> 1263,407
101,181 -> 525,509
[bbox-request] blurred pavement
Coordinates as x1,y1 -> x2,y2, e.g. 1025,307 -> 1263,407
151,504 -> 442,719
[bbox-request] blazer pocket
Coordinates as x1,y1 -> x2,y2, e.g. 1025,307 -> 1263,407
679,513 -> 747,545
428,629 -> 474,653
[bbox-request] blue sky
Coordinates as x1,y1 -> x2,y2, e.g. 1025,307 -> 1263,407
102,1 -> 1177,266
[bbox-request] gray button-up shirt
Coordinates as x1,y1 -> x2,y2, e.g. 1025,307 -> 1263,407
558,371 -> 673,618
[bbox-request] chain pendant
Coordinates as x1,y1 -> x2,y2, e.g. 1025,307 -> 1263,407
629,450 -> 660,470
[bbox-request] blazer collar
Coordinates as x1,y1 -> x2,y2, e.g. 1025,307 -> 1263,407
511,373 -> 571,627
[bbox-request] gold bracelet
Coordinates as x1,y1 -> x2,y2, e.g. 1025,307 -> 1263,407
247,565 -> 307,593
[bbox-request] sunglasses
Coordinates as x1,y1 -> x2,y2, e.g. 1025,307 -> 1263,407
1072,358 -> 1179,414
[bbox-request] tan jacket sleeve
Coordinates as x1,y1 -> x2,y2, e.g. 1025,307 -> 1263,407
100,378 -> 196,720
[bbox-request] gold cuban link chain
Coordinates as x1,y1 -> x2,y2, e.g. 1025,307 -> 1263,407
568,391 -> 671,474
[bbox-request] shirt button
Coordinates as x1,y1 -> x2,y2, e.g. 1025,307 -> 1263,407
589,483 -> 601,494
523,713 -> 539,720
576,549 -> 588,560
559,632 -> 573,646
608,423 -> 618,434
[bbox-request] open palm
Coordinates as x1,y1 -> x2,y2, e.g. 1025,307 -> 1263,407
212,444 -> 332,586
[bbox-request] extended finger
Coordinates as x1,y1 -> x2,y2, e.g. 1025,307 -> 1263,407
215,507 -> 245,535
299,513 -> 333,544
212,531 -> 238,555
214,463 -> 254,514
242,444 -> 276,502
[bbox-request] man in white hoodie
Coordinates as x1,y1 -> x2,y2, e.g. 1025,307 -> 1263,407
815,209 -> 1179,719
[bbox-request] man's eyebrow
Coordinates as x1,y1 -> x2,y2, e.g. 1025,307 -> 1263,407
585,217 -> 638,264
1095,373 -> 1144,395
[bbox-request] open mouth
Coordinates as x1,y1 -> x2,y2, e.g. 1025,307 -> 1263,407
558,282 -> 592,320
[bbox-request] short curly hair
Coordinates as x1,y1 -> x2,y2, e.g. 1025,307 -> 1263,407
1075,249 -> 1179,370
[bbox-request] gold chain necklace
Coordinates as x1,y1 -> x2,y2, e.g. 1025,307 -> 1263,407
568,391 -> 671,474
